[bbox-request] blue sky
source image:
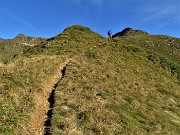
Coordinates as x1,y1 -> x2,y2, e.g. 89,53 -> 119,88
0,0 -> 180,39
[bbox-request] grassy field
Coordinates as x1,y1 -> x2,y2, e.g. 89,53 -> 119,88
0,25 -> 180,134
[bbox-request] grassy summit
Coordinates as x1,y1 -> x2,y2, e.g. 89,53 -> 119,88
0,25 -> 180,134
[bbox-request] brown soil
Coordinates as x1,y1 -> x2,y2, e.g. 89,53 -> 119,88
25,59 -> 71,135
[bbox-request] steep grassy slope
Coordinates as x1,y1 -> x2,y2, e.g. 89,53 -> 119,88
0,25 -> 180,135
113,31 -> 180,65
53,51 -> 180,134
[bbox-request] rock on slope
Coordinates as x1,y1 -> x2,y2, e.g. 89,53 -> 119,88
112,27 -> 148,37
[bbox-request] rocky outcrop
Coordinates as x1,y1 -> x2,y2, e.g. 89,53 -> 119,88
112,27 -> 148,38
14,34 -> 45,43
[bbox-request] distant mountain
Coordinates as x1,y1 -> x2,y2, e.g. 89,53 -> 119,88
14,34 -> 45,44
0,34 -> 46,63
0,38 -> 5,43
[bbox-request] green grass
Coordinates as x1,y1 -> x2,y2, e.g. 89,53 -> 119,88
52,46 -> 180,134
0,25 -> 180,134
116,34 -> 180,64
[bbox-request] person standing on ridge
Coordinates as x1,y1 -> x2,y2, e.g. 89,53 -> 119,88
107,30 -> 112,39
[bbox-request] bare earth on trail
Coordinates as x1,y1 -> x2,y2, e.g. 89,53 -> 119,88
26,59 -> 71,135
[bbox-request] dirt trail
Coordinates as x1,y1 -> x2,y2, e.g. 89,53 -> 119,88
25,59 -> 70,135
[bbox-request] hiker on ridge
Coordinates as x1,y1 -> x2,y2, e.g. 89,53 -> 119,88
107,30 -> 112,39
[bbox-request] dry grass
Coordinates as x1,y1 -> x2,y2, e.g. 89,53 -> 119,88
0,55 -> 69,134
0,25 -> 180,135
26,58 -> 70,135
52,50 -> 180,134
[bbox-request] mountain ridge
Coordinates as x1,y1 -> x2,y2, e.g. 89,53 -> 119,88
0,34 -> 46,63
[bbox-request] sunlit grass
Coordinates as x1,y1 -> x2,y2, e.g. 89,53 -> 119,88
0,55 -> 68,134
0,25 -> 180,134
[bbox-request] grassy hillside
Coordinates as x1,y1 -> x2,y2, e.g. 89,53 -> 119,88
0,25 -> 180,135
113,33 -> 180,65
53,51 -> 180,134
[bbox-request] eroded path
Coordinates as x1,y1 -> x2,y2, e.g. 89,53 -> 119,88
26,59 -> 70,135
44,66 -> 67,134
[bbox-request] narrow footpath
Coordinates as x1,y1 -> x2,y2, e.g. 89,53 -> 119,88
44,66 -> 66,135
26,59 -> 70,135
